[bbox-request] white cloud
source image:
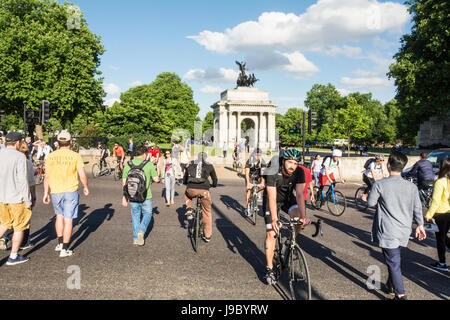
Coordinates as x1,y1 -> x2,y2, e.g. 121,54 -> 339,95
199,86 -> 224,94
183,68 -> 238,83
340,76 -> 390,89
188,0 -> 409,54
131,81 -> 143,86
103,98 -> 120,107
103,83 -> 121,96
337,88 -> 351,96
310,45 -> 363,58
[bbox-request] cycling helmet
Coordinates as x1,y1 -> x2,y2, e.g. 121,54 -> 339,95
282,148 -> 302,162
332,149 -> 342,157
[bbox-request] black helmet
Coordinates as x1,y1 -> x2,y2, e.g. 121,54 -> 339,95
282,148 -> 302,162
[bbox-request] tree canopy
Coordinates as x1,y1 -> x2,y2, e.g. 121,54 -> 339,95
0,0 -> 105,123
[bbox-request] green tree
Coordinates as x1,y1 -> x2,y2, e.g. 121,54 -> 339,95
333,98 -> 371,156
1,113 -> 23,132
0,0 -> 105,123
388,0 -> 450,144
203,111 -> 214,133
276,108 -> 308,146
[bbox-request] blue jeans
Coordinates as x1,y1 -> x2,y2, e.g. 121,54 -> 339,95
130,199 -> 153,242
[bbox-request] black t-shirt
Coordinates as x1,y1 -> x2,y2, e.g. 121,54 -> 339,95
245,158 -> 266,181
264,164 -> 306,204
99,145 -> 107,157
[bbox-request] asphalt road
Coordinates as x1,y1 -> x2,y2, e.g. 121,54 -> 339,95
0,172 -> 448,300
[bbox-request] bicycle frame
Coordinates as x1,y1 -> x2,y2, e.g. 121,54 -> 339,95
320,183 -> 338,203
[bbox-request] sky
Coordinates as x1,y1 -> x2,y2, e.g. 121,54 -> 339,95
60,0 -> 413,118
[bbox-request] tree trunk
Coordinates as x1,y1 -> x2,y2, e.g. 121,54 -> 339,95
35,124 -> 44,141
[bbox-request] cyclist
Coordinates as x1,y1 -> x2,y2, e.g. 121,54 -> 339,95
318,149 -> 345,192
183,152 -> 218,243
232,146 -> 240,169
406,152 -> 435,191
244,148 -> 266,217
97,142 -> 108,171
262,148 -> 309,285
113,142 -> 125,171
362,155 -> 386,202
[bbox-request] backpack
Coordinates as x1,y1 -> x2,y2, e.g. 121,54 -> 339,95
186,161 -> 208,184
123,160 -> 150,203
321,156 -> 340,169
364,158 -> 376,170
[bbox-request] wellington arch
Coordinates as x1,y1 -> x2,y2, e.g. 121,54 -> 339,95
211,87 -> 278,151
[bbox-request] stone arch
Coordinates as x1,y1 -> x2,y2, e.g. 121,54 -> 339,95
240,117 -> 256,149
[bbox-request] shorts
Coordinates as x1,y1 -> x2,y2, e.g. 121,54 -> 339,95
117,156 -> 123,163
262,196 -> 297,230
51,191 -> 79,219
319,173 -> 335,186
0,202 -> 32,232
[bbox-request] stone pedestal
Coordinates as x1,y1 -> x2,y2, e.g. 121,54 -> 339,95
417,110 -> 450,148
211,87 -> 278,151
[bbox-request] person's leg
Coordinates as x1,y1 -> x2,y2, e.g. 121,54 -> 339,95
9,203 -> 30,259
164,175 -> 171,204
200,191 -> 212,239
139,199 -> 153,237
434,214 -> 450,264
129,202 -> 141,242
382,247 -> 405,297
170,175 -> 176,203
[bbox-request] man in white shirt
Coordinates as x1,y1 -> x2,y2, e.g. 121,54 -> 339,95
362,155 -> 386,201
36,141 -> 53,161
319,149 -> 345,187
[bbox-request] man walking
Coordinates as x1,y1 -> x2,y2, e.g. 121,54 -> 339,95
368,151 -> 427,300
43,131 -> 89,258
128,138 -> 136,161
0,132 -> 32,265
122,145 -> 159,246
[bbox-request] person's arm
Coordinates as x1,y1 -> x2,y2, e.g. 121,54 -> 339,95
295,183 -> 307,222
18,156 -> 32,208
412,185 -> 426,241
425,179 -> 444,221
267,186 -> 279,233
210,166 -> 218,188
43,166 -> 51,204
183,165 -> 189,185
77,167 -> 89,196
245,168 -> 251,188
407,162 -> 419,177
367,181 -> 380,208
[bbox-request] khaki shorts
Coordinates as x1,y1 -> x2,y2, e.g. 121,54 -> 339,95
0,202 -> 32,232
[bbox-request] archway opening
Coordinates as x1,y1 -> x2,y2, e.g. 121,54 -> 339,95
240,118 -> 256,151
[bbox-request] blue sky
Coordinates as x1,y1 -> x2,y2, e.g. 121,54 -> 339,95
61,0 -> 412,118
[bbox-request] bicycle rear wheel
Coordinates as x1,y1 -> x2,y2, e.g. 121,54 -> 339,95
114,165 -> 122,181
289,244 -> 311,300
327,190 -> 346,216
354,187 -> 368,211
192,209 -> 200,252
92,163 -> 100,178
312,187 -> 323,210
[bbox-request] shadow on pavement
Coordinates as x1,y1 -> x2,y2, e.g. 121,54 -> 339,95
220,195 -> 246,216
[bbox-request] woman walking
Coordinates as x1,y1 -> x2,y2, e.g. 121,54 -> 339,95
425,157 -> 450,271
311,154 -> 322,187
162,151 -> 181,206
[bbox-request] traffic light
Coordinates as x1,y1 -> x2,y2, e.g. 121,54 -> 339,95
289,122 -> 302,134
42,100 -> 50,125
308,109 -> 317,135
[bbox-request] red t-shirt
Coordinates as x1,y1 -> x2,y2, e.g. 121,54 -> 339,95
299,165 -> 312,200
151,147 -> 161,158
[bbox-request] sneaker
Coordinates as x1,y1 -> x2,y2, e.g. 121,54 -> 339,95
393,295 -> 408,300
6,255 -> 29,266
264,267 -> 277,285
430,262 -> 449,272
59,249 -> 74,258
137,231 -> 145,246
383,280 -> 395,296
20,242 -> 34,250
185,208 -> 194,220
0,238 -> 7,251
133,240 -> 139,245
201,235 -> 211,243
55,243 -> 63,252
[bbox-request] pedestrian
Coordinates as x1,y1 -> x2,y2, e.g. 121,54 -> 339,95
359,145 -> 363,156
70,138 -> 79,153
310,154 -> 322,187
0,132 -> 32,265
184,152 -> 218,243
128,138 -> 136,160
43,131 -> 89,258
425,157 -> 450,272
122,145 -> 159,246
223,142 -> 227,158
367,151 -> 427,300
171,140 -> 181,163
179,146 -> 189,185
25,137 -> 33,160
161,150 -> 181,206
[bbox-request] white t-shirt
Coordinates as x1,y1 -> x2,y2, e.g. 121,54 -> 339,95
320,157 -> 340,175
311,159 -> 323,173
36,145 -> 53,160
364,161 -> 383,179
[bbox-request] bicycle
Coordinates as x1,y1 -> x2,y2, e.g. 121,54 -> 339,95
404,176 -> 434,209
92,157 -> 112,178
273,217 -> 323,300
113,161 -> 124,181
354,185 -> 370,211
33,160 -> 45,185
232,157 -> 243,174
247,184 -> 260,225
188,195 -> 204,253
312,182 -> 347,216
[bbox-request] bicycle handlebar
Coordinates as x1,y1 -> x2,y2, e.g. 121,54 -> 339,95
281,218 -> 323,238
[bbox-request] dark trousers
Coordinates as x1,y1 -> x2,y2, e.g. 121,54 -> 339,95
382,247 -> 405,296
363,175 -> 375,194
434,214 -> 450,264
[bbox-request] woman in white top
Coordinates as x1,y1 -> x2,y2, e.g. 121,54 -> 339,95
310,154 -> 323,187
161,151 -> 181,206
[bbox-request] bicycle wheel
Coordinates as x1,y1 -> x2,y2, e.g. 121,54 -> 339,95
327,190 -> 347,216
92,163 -> 100,178
354,187 -> 368,211
114,165 -> 122,181
289,244 -> 311,300
192,209 -> 200,252
251,194 -> 258,226
312,187 -> 323,210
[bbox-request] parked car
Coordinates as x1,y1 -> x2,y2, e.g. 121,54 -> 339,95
402,148 -> 450,178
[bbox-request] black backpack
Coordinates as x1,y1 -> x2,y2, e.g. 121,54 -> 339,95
364,158 -> 376,170
186,161 -> 208,184
123,160 -> 150,203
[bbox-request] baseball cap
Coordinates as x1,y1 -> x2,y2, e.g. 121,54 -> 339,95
5,132 -> 23,143
57,130 -> 71,142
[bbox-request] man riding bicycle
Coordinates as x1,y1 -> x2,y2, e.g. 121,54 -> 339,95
97,142 -> 108,171
406,152 -> 435,191
263,148 -> 310,285
245,148 -> 266,217
113,142 -> 125,171
318,149 -> 345,191
362,155 -> 386,201
183,152 -> 218,243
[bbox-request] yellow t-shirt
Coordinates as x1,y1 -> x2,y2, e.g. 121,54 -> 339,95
45,149 -> 84,194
